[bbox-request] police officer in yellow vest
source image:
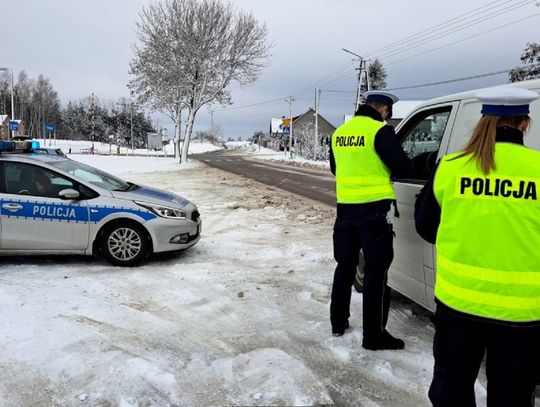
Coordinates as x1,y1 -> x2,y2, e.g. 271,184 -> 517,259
415,87 -> 540,406
330,91 -> 411,350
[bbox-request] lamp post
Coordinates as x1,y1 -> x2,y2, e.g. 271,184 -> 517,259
342,48 -> 370,112
0,67 -> 15,137
284,96 -> 295,159
128,90 -> 135,155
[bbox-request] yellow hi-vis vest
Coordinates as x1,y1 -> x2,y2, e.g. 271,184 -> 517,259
433,143 -> 540,322
332,116 -> 396,203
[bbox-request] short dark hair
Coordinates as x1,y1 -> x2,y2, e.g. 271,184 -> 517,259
365,100 -> 388,110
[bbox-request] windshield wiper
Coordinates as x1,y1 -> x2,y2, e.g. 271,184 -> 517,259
114,182 -> 140,192
124,182 -> 141,192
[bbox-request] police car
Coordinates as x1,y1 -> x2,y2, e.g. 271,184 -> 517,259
0,140 -> 201,266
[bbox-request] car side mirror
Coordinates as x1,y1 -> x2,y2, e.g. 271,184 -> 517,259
59,189 -> 80,200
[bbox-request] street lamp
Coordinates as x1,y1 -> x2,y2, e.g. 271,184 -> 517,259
341,48 -> 370,112
0,67 -> 15,137
284,96 -> 295,159
129,91 -> 134,155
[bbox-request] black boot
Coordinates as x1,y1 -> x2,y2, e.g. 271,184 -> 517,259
362,330 -> 405,350
332,321 -> 350,337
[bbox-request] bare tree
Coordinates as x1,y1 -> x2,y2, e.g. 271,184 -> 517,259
130,0 -> 271,163
509,42 -> 540,83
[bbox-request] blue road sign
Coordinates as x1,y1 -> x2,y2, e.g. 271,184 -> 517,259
45,122 -> 55,133
8,121 -> 19,132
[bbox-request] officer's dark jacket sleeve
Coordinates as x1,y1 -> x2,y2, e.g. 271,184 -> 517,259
329,144 -> 336,175
374,125 -> 412,179
414,163 -> 441,244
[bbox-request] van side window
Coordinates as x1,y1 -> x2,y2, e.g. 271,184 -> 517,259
397,106 -> 452,181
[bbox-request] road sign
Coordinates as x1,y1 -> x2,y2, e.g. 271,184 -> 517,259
45,122 -> 55,134
8,121 -> 18,131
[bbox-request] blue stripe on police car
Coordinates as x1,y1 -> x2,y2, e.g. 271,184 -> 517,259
0,200 -> 157,223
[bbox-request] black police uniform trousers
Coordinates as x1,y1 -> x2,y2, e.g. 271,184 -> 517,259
429,303 -> 540,407
330,204 -> 394,338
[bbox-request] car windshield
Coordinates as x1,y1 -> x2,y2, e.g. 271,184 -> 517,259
49,159 -> 130,191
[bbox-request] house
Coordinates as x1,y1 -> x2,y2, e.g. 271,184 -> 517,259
269,109 -> 336,159
0,117 -> 26,140
0,115 -> 9,140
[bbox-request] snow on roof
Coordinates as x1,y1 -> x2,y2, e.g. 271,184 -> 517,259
0,115 -> 7,123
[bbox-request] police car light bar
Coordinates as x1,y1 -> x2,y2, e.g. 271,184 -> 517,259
0,140 -> 40,153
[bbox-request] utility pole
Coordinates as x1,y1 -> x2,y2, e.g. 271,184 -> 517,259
91,93 -> 95,154
342,48 -> 370,113
0,68 -> 15,138
314,88 -> 320,161
130,96 -> 134,155
209,108 -> 214,136
284,96 -> 295,159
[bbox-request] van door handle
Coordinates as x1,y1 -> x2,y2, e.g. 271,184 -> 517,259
2,203 -> 23,212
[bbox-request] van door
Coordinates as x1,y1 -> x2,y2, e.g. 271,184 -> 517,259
389,102 -> 459,311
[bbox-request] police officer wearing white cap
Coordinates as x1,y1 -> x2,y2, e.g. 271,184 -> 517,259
329,91 -> 412,349
415,86 -> 540,406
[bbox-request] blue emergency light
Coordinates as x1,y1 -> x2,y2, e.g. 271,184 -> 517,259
0,140 -> 40,153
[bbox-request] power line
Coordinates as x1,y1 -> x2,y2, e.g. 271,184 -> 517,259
364,0 -> 522,58
386,68 -> 513,91
373,1 -> 536,61
386,12 -> 540,66
214,97 -> 311,113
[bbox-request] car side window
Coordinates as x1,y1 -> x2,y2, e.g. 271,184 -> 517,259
397,107 -> 452,181
4,162 -> 75,198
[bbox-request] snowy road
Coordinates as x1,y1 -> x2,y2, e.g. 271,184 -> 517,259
194,149 -> 336,206
0,157 -> 486,406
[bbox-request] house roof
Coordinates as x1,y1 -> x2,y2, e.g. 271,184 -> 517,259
0,115 -> 7,124
271,108 -> 335,133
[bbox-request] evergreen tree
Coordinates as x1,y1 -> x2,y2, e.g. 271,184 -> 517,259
361,58 -> 387,93
509,42 -> 540,83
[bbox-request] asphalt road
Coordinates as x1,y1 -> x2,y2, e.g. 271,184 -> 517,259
193,149 -> 336,207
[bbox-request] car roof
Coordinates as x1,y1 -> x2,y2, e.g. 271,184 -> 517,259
0,152 -> 70,164
408,78 -> 540,111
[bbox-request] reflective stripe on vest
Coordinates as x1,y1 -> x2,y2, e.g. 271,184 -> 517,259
433,143 -> 540,322
332,116 -> 396,203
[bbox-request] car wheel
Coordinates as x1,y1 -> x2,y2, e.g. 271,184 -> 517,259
353,249 -> 365,293
100,222 -> 150,266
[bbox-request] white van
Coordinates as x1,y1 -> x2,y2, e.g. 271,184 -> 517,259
366,78 -> 540,312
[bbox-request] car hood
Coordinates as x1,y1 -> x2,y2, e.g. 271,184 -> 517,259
111,185 -> 193,208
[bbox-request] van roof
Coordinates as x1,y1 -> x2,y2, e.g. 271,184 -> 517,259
412,78 -> 540,110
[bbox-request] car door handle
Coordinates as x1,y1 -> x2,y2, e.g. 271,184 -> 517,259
2,203 -> 23,212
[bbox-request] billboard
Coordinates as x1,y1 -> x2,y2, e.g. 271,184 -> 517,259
147,132 -> 162,150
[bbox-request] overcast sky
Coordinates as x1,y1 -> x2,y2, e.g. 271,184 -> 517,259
1,0 -> 539,139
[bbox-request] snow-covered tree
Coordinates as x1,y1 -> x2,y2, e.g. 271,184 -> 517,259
0,71 -> 62,138
509,42 -> 540,83
130,0 -> 270,163
361,58 -> 387,93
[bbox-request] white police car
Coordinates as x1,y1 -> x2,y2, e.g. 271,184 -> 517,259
0,140 -> 201,266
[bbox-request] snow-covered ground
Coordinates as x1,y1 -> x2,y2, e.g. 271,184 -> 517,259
35,138 -> 223,157
0,153 -> 492,406
227,141 -> 330,170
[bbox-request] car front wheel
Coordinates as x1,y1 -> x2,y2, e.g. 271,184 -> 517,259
100,222 -> 150,266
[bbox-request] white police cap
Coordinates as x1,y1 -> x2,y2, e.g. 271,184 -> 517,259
475,87 -> 539,116
363,91 -> 399,107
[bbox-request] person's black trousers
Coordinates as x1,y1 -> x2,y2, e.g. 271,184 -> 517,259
330,213 -> 394,338
429,304 -> 540,407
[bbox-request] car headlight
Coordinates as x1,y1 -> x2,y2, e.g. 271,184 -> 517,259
135,201 -> 187,219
